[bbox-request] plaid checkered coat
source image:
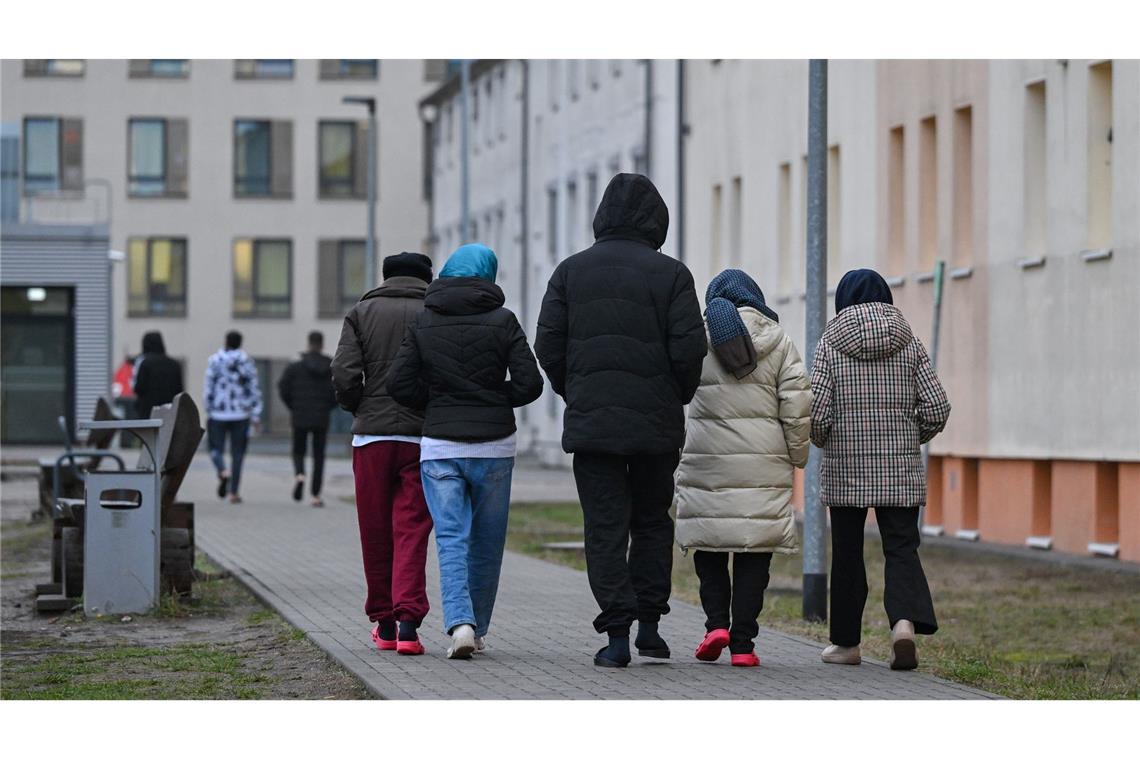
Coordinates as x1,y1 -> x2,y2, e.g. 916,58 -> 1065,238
809,302 -> 950,508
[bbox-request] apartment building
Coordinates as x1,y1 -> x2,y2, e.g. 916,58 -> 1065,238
422,59 -> 680,464
684,59 -> 1140,562
1,58 -> 443,437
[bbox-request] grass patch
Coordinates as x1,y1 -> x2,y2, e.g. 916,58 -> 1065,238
507,501 -> 1140,699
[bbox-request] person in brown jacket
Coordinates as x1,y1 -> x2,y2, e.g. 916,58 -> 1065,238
331,252 -> 434,655
810,268 -> 951,671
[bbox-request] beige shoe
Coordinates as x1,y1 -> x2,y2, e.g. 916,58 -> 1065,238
890,619 -> 918,670
821,644 -> 861,665
474,636 -> 486,653
447,624 -> 476,660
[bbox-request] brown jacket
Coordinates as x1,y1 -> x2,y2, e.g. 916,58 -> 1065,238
332,276 -> 428,436
809,302 -> 951,508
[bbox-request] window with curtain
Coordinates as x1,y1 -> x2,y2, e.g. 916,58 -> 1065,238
234,60 -> 294,79
317,239 -> 366,317
129,119 -> 166,196
234,120 -> 271,196
319,121 -> 355,198
129,60 -> 189,78
24,60 -> 85,77
128,237 -> 187,316
319,60 -> 379,79
233,239 -> 292,317
23,118 -> 60,193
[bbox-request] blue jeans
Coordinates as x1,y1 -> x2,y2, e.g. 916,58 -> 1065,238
207,418 -> 250,494
420,457 -> 514,637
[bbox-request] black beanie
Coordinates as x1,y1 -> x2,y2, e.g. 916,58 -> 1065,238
382,252 -> 433,284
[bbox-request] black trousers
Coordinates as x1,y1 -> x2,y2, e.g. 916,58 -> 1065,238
829,507 -> 938,647
693,551 -> 772,654
572,451 -> 680,636
291,426 -> 328,496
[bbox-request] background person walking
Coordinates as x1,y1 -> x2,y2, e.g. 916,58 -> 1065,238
388,244 -> 543,660
278,331 -> 338,507
535,174 -> 708,668
333,252 -> 436,656
810,269 -> 951,670
204,330 -> 263,504
132,331 -> 183,420
674,270 -> 811,667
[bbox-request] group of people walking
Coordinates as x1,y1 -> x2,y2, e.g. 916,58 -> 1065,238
333,172 -> 952,671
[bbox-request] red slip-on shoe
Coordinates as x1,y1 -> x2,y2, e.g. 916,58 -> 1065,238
695,628 -> 730,662
396,637 -> 426,656
371,626 -> 397,651
731,652 -> 760,667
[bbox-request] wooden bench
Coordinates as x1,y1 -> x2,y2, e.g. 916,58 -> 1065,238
37,397 -> 117,517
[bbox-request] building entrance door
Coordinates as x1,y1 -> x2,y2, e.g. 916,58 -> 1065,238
1,286 -> 74,443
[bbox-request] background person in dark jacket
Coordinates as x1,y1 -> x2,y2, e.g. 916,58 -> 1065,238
388,244 -> 543,660
278,331 -> 338,507
332,252 -> 435,655
535,173 -> 708,668
133,331 -> 183,419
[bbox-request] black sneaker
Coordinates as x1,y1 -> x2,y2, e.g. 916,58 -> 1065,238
217,474 -> 229,499
292,478 -> 304,502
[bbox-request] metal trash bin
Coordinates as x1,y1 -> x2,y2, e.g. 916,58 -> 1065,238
77,418 -> 163,616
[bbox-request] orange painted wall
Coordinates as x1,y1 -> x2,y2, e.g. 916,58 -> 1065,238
1051,461 -> 1119,555
926,456 -> 944,526
1119,463 -> 1140,563
977,459 -> 1051,546
940,456 -> 979,534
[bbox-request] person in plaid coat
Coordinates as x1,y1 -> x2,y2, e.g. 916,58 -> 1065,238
809,269 -> 950,671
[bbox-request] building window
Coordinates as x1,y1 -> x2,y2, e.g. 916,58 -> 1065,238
318,59 -> 379,80
129,60 -> 189,78
611,60 -> 622,78
952,106 -> 974,267
234,59 -> 294,80
1024,80 -> 1047,257
233,239 -> 292,318
568,60 -> 580,102
233,120 -> 292,198
588,59 -> 601,90
128,118 -> 189,197
22,117 -> 83,194
424,59 -> 449,82
710,183 -> 723,277
546,187 -> 558,263
887,125 -> 905,275
317,239 -> 366,317
566,180 -> 578,254
24,60 -> 85,77
549,61 -> 560,113
777,162 -> 793,291
1087,61 -> 1113,249
319,120 -> 367,199
827,146 -> 841,280
128,237 -> 187,317
918,115 -> 938,271
729,176 -> 743,267
586,171 -> 598,232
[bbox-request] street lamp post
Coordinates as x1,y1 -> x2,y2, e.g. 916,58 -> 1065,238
343,96 -> 378,289
803,59 -> 829,622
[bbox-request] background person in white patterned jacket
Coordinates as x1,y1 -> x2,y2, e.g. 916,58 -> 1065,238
204,330 -> 264,504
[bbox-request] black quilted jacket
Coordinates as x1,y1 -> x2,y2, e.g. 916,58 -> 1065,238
387,277 -> 543,442
535,173 -> 708,455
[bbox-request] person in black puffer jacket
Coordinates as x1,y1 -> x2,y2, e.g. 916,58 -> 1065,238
388,244 -> 542,660
133,331 -> 184,420
278,331 -> 338,506
535,173 -> 708,668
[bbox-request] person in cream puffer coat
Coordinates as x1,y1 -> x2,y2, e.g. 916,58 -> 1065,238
674,269 -> 812,664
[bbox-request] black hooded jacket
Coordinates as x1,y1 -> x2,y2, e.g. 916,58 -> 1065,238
387,277 -> 543,442
278,351 -> 338,429
133,332 -> 184,419
535,173 -> 708,455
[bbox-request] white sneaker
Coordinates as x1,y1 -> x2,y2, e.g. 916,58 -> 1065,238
821,644 -> 862,665
890,620 -> 917,670
474,636 -> 486,653
447,625 -> 476,660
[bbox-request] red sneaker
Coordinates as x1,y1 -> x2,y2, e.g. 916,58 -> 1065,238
397,637 -> 426,656
695,628 -> 730,662
371,625 -> 397,651
731,652 -> 760,667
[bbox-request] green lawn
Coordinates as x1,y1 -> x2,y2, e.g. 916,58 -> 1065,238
507,501 -> 1140,699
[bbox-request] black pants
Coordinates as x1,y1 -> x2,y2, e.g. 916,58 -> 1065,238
829,507 -> 938,647
693,551 -> 772,654
207,419 -> 250,494
572,451 -> 680,636
291,426 -> 328,496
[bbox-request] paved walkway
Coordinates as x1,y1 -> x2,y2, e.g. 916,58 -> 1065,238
186,453 -> 994,700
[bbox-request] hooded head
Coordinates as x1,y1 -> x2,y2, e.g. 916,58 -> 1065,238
592,173 -> 669,249
705,269 -> 779,379
382,251 -> 433,284
141,331 -> 166,356
439,243 -> 498,283
835,268 -> 893,314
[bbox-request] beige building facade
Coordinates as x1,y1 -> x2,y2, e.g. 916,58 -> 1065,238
1,58 -> 441,434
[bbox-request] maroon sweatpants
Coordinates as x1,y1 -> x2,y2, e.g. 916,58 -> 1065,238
352,441 -> 433,626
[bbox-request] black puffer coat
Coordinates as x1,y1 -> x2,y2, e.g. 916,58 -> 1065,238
387,277 -> 543,442
133,332 -> 184,419
278,351 -> 338,430
535,173 -> 707,455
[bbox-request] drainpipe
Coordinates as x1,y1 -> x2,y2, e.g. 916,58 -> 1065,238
519,60 -> 530,331
644,59 -> 654,178
676,59 -> 686,264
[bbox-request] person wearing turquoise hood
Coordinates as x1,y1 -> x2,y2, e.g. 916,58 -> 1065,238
388,243 -> 543,659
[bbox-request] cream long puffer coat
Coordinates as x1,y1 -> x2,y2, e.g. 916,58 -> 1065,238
674,307 -> 812,554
